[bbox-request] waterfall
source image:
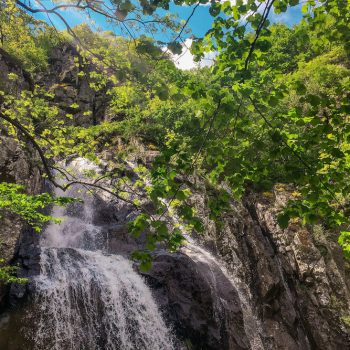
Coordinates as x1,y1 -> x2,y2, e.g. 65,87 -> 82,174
137,169 -> 263,347
182,240 -> 265,350
126,159 -> 264,349
33,158 -> 174,350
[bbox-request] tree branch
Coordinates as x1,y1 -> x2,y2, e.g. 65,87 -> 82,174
244,0 -> 275,71
0,113 -> 57,185
249,96 -> 340,204
0,113 -> 153,215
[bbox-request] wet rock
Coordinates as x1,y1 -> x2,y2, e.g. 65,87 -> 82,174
0,48 -> 33,94
188,184 -> 350,349
0,49 -> 42,307
0,135 -> 42,263
143,251 -> 250,350
38,43 -> 112,126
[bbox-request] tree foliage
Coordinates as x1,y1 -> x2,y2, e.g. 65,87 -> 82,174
0,183 -> 76,283
1,0 -> 350,272
0,183 -> 76,231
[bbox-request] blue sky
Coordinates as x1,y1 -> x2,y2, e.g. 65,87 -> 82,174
33,1 -> 304,42
32,1 -> 304,69
159,3 -> 304,39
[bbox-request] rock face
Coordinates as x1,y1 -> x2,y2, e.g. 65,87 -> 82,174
77,163 -> 350,349
0,136 -> 42,262
188,184 -> 350,349
1,46 -> 350,349
0,133 -> 44,303
143,251 -> 250,350
64,183 -> 250,350
0,134 -> 43,306
0,49 -> 43,307
0,48 -> 33,94
252,191 -> 350,350
37,43 -> 112,126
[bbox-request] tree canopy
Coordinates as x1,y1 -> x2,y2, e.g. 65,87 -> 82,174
1,0 -> 350,273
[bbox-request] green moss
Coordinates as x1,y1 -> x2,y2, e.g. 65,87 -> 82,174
313,224 -> 326,241
340,315 -> 350,327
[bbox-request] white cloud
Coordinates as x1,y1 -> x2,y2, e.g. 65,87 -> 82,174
171,39 -> 216,70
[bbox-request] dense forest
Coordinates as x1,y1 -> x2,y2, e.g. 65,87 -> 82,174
0,0 -> 350,349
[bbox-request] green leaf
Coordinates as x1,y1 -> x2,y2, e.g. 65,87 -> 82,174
339,231 -> 350,260
167,42 -> 182,55
209,3 -> 221,17
277,213 -> 290,229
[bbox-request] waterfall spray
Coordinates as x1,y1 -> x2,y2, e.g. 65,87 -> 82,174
33,158 -> 174,350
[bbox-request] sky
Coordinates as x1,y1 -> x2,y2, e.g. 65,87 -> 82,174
31,1 -> 304,69
160,3 -> 304,40
165,3 -> 304,69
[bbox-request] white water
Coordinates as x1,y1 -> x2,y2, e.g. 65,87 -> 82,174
149,184 -> 264,347
33,158 -> 174,350
126,159 -> 265,349
182,239 -> 265,350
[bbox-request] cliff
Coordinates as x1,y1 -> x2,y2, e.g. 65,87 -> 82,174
0,49 -> 43,306
0,45 -> 350,350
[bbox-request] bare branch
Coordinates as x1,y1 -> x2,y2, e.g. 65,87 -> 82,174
0,114 -> 153,215
244,0 -> 275,71
0,112 -> 57,185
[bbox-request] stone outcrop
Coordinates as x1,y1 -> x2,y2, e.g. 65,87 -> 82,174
37,43 -> 112,126
0,49 -> 43,307
73,159 -> 350,349
252,190 -> 350,349
0,136 -> 42,262
1,149 -> 349,349
0,135 -> 43,307
188,183 -> 350,349
143,251 -> 250,350
53,171 -> 251,349
0,48 -> 33,94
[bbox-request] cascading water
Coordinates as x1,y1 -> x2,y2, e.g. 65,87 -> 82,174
182,239 -> 265,350
33,158 -> 174,350
126,159 -> 264,349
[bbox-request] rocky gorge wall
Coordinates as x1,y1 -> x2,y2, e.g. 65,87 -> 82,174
0,48 -> 43,307
0,45 -> 350,349
37,43 -> 113,127
0,40 -> 112,308
49,152 -> 350,349
188,183 -> 350,349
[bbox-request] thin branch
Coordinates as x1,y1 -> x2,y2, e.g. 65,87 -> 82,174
0,113 -> 57,185
173,3 -> 199,44
244,0 -> 275,71
159,3 -> 200,60
16,0 -> 171,29
159,100 -> 222,219
0,114 -> 153,215
248,96 -> 340,204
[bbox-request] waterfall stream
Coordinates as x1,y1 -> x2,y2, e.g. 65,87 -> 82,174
0,157 -> 267,349
182,240 -> 264,350
33,158 -> 174,350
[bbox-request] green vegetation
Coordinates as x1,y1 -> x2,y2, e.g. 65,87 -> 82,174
0,183 -> 75,232
341,315 -> 350,328
0,259 -> 27,284
0,183 -> 75,283
1,0 -> 350,273
0,0 -> 58,72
